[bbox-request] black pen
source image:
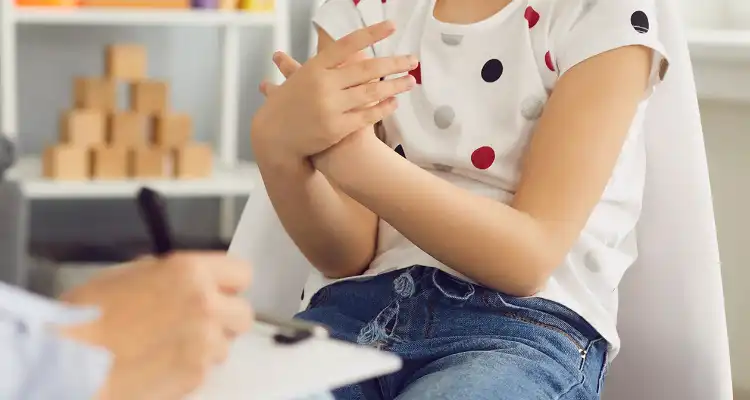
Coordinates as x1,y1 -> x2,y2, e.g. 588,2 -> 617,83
135,187 -> 327,343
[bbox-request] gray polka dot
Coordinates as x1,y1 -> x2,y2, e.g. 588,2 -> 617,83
433,164 -> 453,173
572,0 -> 598,29
441,33 -> 464,46
521,97 -> 546,120
582,0 -> 597,14
434,105 -> 456,129
584,252 -> 600,273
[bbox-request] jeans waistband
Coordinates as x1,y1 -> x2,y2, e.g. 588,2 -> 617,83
392,266 -> 601,344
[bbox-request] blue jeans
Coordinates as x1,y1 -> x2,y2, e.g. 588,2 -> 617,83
296,266 -> 607,400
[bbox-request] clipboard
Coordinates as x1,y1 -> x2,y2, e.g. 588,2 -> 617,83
187,323 -> 402,400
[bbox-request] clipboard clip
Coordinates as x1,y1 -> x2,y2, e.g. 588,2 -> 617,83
135,187 -> 329,345
255,313 -> 330,345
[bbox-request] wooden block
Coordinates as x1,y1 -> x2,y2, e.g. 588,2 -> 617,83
154,114 -> 192,148
174,143 -> 213,179
129,147 -> 172,178
60,110 -> 106,147
108,112 -> 148,147
106,44 -> 147,82
74,77 -> 116,111
130,80 -> 169,115
42,145 -> 90,180
90,146 -> 129,179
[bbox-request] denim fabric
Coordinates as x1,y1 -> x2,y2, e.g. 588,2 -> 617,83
296,266 -> 608,400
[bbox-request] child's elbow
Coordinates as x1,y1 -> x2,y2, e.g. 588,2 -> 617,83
500,250 -> 563,297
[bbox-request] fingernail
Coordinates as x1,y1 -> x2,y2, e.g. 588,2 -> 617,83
409,56 -> 419,68
272,52 -> 281,63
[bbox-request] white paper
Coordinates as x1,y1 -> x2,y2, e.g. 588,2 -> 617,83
188,324 -> 402,400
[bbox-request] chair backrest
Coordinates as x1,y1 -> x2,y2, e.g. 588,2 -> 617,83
229,0 -> 733,397
602,0 -> 733,398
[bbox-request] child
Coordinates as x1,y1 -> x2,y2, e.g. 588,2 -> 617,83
252,0 -> 669,398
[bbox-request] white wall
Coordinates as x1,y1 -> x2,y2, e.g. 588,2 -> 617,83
701,99 -> 750,399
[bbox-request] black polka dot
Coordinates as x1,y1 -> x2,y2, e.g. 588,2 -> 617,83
631,11 -> 649,34
481,59 -> 504,83
395,144 -> 406,158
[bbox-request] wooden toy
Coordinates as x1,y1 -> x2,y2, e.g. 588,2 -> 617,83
106,44 -> 147,82
239,0 -> 272,11
154,113 -> 192,148
174,143 -> 213,179
60,110 -> 106,147
16,0 -> 78,7
129,147 -> 171,178
80,0 -> 190,7
90,146 -> 129,179
74,77 -> 116,111
43,145 -> 90,180
108,112 -> 148,147
130,80 -> 169,115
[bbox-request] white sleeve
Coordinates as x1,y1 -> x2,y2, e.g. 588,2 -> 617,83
312,0 -> 365,41
550,0 -> 670,93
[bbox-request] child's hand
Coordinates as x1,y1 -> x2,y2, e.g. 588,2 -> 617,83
251,21 -> 418,161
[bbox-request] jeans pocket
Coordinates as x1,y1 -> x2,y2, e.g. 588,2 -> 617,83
597,348 -> 609,394
306,286 -> 330,310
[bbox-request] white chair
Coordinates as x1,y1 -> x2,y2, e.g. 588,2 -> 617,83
229,0 -> 734,398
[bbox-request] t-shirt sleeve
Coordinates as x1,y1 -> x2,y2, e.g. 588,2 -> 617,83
551,0 -> 670,91
312,0 -> 365,42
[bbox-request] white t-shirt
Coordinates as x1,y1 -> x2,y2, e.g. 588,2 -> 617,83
311,0 -> 669,358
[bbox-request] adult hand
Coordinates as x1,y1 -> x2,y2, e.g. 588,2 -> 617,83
59,252 -> 253,400
251,21 -> 418,161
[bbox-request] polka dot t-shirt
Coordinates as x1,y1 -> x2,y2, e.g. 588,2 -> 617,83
312,0 -> 669,358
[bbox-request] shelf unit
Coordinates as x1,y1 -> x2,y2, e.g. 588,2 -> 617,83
0,3 -> 290,239
687,29 -> 750,57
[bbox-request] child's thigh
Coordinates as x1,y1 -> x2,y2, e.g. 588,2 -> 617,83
395,349 -> 596,400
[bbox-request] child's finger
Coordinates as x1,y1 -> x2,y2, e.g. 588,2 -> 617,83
272,51 -> 302,79
341,97 -> 399,134
338,75 -> 415,112
315,21 -> 396,69
335,55 -> 418,89
259,81 -> 280,97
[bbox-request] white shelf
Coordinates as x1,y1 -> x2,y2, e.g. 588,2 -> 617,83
12,7 -> 276,27
7,156 -> 260,199
688,29 -> 750,59
688,29 -> 750,47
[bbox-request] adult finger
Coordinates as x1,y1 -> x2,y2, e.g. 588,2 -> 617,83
340,97 -> 399,134
214,295 -> 254,336
338,75 -> 416,112
336,55 -> 418,89
272,51 -> 302,79
315,21 -> 396,68
181,252 -> 252,293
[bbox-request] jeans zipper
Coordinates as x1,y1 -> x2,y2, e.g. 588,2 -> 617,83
503,312 -> 588,359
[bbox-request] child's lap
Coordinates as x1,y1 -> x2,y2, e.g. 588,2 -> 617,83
295,266 -> 607,400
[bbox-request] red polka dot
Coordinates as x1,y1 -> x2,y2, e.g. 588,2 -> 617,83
409,62 -> 422,85
544,51 -> 555,72
525,6 -> 540,29
471,146 -> 496,170
353,0 -> 361,4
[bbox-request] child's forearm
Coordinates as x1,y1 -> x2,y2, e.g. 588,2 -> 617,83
316,134 -> 555,297
254,135 -> 378,279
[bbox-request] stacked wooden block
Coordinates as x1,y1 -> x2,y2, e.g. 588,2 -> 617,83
43,44 -> 213,181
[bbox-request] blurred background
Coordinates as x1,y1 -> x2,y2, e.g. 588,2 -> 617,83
0,0 -> 749,397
